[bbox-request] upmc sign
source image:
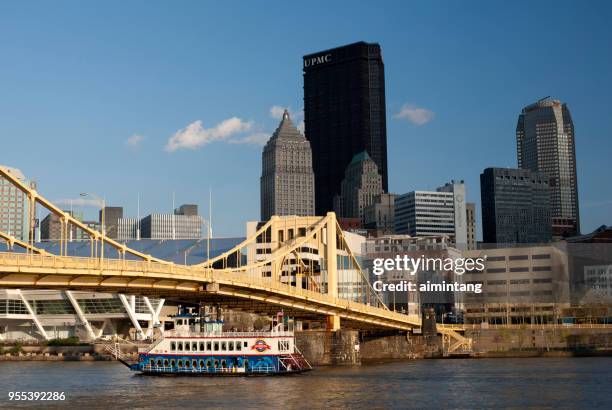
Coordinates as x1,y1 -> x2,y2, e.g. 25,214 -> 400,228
304,53 -> 332,68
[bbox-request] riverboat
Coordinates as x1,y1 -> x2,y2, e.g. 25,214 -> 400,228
114,308 -> 312,376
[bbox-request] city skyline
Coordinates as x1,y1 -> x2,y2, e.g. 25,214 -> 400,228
1,1 -> 611,237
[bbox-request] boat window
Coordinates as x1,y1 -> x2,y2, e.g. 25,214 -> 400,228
178,360 -> 183,368
206,341 -> 212,351
244,341 -> 248,348
199,360 -> 205,368
221,360 -> 227,368
221,341 -> 227,351
214,360 -> 219,368
178,342 -> 183,351
214,342 -> 219,351
278,340 -> 290,351
171,342 -> 176,351
163,359 -> 169,367
206,359 -> 212,368
192,342 -> 198,351
199,342 -> 205,351
192,359 -> 198,368
228,341 -> 234,351
185,342 -> 190,351
170,360 -> 176,367
185,360 -> 190,368
157,359 -> 162,367
236,341 -> 242,351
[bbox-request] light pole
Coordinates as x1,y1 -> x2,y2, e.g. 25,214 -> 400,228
80,192 -> 105,261
201,218 -> 212,267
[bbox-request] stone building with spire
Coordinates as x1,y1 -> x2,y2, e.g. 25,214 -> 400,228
334,151 -> 383,223
260,110 -> 315,221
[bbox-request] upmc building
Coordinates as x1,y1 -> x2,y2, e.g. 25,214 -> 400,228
303,42 -> 388,215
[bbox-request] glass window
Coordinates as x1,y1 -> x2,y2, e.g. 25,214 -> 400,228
199,342 -> 205,351
207,341 -> 212,351
185,342 -> 190,351
228,341 -> 234,351
236,341 -> 242,351
192,342 -> 198,351
171,342 -> 176,351
214,342 -> 219,351
178,342 -> 183,351
221,341 -> 227,351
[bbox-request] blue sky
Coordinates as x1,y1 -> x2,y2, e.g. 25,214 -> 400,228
1,1 -> 611,237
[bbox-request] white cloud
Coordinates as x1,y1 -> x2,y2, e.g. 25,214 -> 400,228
165,117 -> 253,152
229,132 -> 270,146
126,134 -> 145,147
393,104 -> 435,125
55,198 -> 104,208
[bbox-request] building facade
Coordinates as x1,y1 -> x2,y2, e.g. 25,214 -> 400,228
363,235 -> 461,319
0,166 -> 35,241
394,181 -> 468,249
480,167 -> 551,245
466,202 -> 476,250
334,151 -> 383,223
363,193 -> 396,234
303,42 -> 388,215
117,218 -> 139,241
260,110 -> 315,221
140,214 -> 202,240
0,289 -> 165,342
516,97 -> 580,238
463,245 -> 570,325
100,206 -> 123,239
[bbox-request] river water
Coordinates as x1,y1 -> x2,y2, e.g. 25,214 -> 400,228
1,358 -> 610,409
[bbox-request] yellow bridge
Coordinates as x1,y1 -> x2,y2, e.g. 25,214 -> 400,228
0,167 -> 470,351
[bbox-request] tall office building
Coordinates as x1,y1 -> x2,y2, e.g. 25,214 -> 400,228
394,181 -> 468,249
0,166 -> 35,241
260,110 -> 315,221
480,167 -> 551,245
516,97 -> 579,238
303,41 -> 388,215
334,151 -> 383,223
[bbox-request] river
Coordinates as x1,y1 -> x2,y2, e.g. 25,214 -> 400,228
1,358 -> 611,409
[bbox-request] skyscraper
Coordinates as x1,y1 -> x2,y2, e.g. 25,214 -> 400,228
260,110 -> 315,221
516,97 -> 579,238
394,181 -> 468,249
334,151 -> 383,223
303,41 -> 388,215
480,167 -> 551,245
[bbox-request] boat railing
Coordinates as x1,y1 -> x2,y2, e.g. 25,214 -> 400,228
140,364 -> 274,374
163,330 -> 295,338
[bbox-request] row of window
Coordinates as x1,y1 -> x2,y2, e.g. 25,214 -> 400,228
170,340 -> 247,352
148,357 -> 246,369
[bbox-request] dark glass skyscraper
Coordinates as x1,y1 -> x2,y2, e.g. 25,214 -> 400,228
516,97 -> 580,238
303,41 -> 388,215
480,167 -> 552,244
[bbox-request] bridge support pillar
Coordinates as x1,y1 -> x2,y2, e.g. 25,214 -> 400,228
326,315 -> 341,331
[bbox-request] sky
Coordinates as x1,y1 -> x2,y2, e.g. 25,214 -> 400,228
1,1 -> 611,238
